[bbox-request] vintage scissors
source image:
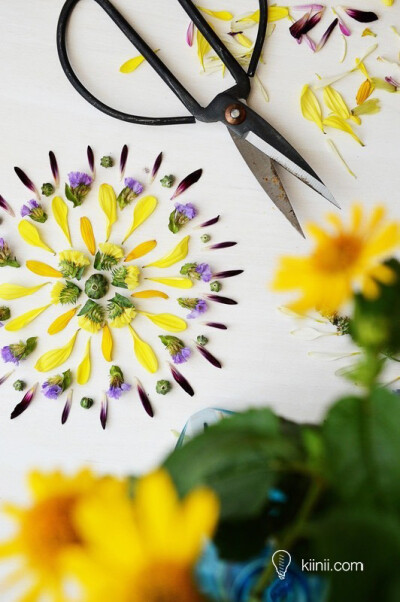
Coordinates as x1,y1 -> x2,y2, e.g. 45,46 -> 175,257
57,0 -> 339,236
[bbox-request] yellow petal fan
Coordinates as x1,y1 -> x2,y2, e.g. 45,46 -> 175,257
122,196 -> 158,244
102,324 -> 113,362
34,330 -> 79,372
26,261 -> 62,278
125,240 -> 157,262
18,220 -> 55,254
145,277 -> 193,289
0,282 -> 50,300
52,196 -> 72,246
128,325 -> 158,373
144,235 -> 190,268
80,217 -> 96,255
5,304 -> 52,332
77,337 -> 91,385
47,306 -> 81,335
99,184 -> 117,241
140,312 -> 187,333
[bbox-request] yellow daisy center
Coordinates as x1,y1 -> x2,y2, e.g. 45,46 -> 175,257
127,563 -> 203,602
312,233 -> 362,273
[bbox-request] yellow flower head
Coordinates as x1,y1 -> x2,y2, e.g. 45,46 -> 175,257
51,280 -> 81,305
99,242 -> 124,261
59,250 -> 90,267
273,205 -> 400,314
125,265 -> 141,290
109,307 -> 136,329
78,315 -> 104,333
0,470 -> 108,602
71,469 -> 219,602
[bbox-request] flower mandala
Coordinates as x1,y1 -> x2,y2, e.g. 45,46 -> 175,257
0,147 -> 242,427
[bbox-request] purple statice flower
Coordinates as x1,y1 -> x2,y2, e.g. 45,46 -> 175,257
1,337 -> 37,365
159,335 -> 191,364
196,263 -> 212,282
169,202 -> 197,233
107,365 -> 131,399
175,202 -> 197,219
68,172 -> 92,188
0,238 -> 20,268
125,178 -> 144,195
41,370 -> 71,399
20,199 -> 47,223
42,382 -> 63,399
66,172 -> 93,207
117,178 -> 144,209
1,346 -> 18,364
107,382 -> 132,399
188,299 -> 208,319
172,347 -> 192,364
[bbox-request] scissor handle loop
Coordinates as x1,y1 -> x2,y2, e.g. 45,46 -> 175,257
57,0 -> 268,126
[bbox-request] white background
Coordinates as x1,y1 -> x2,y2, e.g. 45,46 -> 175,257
0,0 -> 399,515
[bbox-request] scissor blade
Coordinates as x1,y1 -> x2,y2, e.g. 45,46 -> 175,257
229,130 -> 304,237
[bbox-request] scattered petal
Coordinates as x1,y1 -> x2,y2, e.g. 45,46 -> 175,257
0,195 -> 15,217
291,326 -> 335,340
207,241 -> 237,250
144,235 -> 190,268
197,30 -> 211,70
197,216 -> 220,229
0,282 -> 49,300
196,343 -> 222,368
52,196 -> 72,246
61,390 -> 73,425
5,304 -> 51,332
323,85 -> 351,119
14,166 -> 40,200
132,289 -> 168,299
352,98 -> 381,116
254,74 -> 269,103
203,322 -> 228,329
169,362 -> 194,396
300,85 -> 324,131
323,115 -> 364,145
125,240 -> 157,262
120,144 -> 129,179
80,217 -> 96,256
100,393 -> 108,429
10,383 -> 38,419
205,294 -> 238,305
77,337 -> 91,385
129,325 -> 158,373
145,277 -> 193,289
198,7 -> 233,20
0,369 -> 15,385
186,20 -> 195,46
140,311 -> 187,332
316,18 -> 338,51
122,195 -> 158,244
343,8 -> 378,23
26,261 -> 62,278
356,79 -> 374,105
101,324 -> 113,362
339,34 -> 347,63
327,139 -> 357,178
120,55 -> 145,73
48,306 -> 81,335
49,151 -> 60,187
136,378 -> 154,417
18,220 -> 55,254
98,184 -> 117,242
212,270 -> 244,279
87,145 -> 95,176
171,169 -> 202,200
34,330 -> 79,372
362,28 -> 376,37
150,152 -> 163,182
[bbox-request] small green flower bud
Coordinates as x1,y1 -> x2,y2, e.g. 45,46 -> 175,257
197,335 -> 208,346
13,380 -> 26,391
201,234 -> 211,243
156,380 -> 172,395
41,183 -> 55,197
210,281 -> 221,292
0,306 -> 11,321
160,175 -> 175,188
85,274 -> 109,300
80,397 -> 94,409
100,156 -> 114,168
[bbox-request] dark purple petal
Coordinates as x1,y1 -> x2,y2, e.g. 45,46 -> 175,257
212,269 -> 244,279
337,15 -> 351,36
170,168 -> 203,200
0,195 -> 15,217
169,362 -> 194,397
136,378 -> 154,417
151,152 -> 163,182
87,146 -> 95,176
343,8 -> 378,23
186,20 -> 195,46
61,390 -> 73,425
205,294 -> 238,305
197,215 -> 220,229
196,344 -> 222,368
49,151 -> 60,187
100,393 -> 108,430
304,35 -> 317,51
10,384 -> 38,419
14,167 -> 40,200
0,369 -> 15,385
316,18 -> 338,51
208,241 -> 237,250
120,144 -> 129,179
290,12 -> 311,39
203,322 -> 228,330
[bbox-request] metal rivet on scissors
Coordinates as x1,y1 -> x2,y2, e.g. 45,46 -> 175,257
57,0 -> 339,237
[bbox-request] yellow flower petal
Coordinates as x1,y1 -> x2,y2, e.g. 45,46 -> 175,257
128,325 -> 158,373
323,86 -> 351,119
198,7 -> 233,20
323,115 -> 364,146
362,28 -> 376,37
5,304 -> 51,332
145,277 -> 193,289
197,29 -> 211,70
34,330 -> 79,372
80,217 -> 96,256
26,261 -> 63,278
235,33 -> 253,48
144,235 -> 190,268
122,196 -> 158,244
77,337 -> 91,385
0,282 -> 49,300
78,315 -> 103,334
131,289 -> 169,299
268,6 -> 289,21
119,54 -> 146,73
125,240 -> 157,262
18,220 -> 55,254
140,312 -> 187,333
356,79 -> 374,105
300,85 -> 324,131
101,324 -> 113,362
352,98 -> 381,116
48,306 -> 81,335
99,184 -> 117,242
52,196 -> 72,246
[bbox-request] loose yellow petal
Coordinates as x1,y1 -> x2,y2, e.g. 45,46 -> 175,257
268,6 -> 289,21
125,240 -> 157,262
26,260 -> 63,278
235,33 -> 253,48
323,115 -> 364,146
101,324 -> 113,362
237,9 -> 260,24
140,312 -> 187,332
131,289 -> 169,299
145,277 -> 193,289
34,330 -> 79,372
48,306 -> 81,335
77,337 -> 91,385
129,326 -> 158,373
362,28 -> 376,37
18,220 -> 55,254
5,304 -> 51,332
80,217 -> 96,256
352,98 -> 381,116
197,29 -> 211,70
198,7 -> 233,20
0,282 -> 49,300
122,196 -> 158,244
356,79 -> 374,105
144,235 -> 190,268
323,86 -> 351,119
120,55 -> 146,73
300,85 -> 324,131
52,196 -> 72,246
99,184 -> 117,241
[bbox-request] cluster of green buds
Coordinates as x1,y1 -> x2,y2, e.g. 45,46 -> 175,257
0,239 -> 20,268
52,281 -> 82,305
13,380 -> 26,391
156,380 -> 171,395
107,294 -> 136,327
85,274 -> 109,300
100,156 -> 114,168
0,306 -> 11,322
160,174 -> 175,188
41,182 -> 55,197
80,397 -> 94,409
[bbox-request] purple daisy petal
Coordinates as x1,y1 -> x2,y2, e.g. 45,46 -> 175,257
186,20 -> 195,46
169,363 -> 194,396
100,393 -> 108,429
61,390 -> 73,424
136,378 -> 154,418
0,195 -> 15,217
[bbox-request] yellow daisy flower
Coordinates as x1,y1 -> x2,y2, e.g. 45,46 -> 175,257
78,315 -> 104,333
0,470 -> 109,602
70,469 -> 219,602
272,204 -> 400,314
109,306 -> 136,328
51,280 -> 81,305
58,250 -> 90,280
124,265 -> 141,290
99,242 -> 124,260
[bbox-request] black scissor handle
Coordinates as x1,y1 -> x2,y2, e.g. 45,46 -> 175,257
57,0 -> 268,126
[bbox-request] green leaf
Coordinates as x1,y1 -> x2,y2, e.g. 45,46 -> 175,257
164,409 -> 299,520
78,300 -> 97,317
23,337 -> 38,358
65,183 -> 80,207
323,388 -> 400,510
62,369 -> 72,390
168,211 -> 179,234
113,292 -> 134,308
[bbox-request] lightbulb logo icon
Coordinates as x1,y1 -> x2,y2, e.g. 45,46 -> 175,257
272,549 -> 292,580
